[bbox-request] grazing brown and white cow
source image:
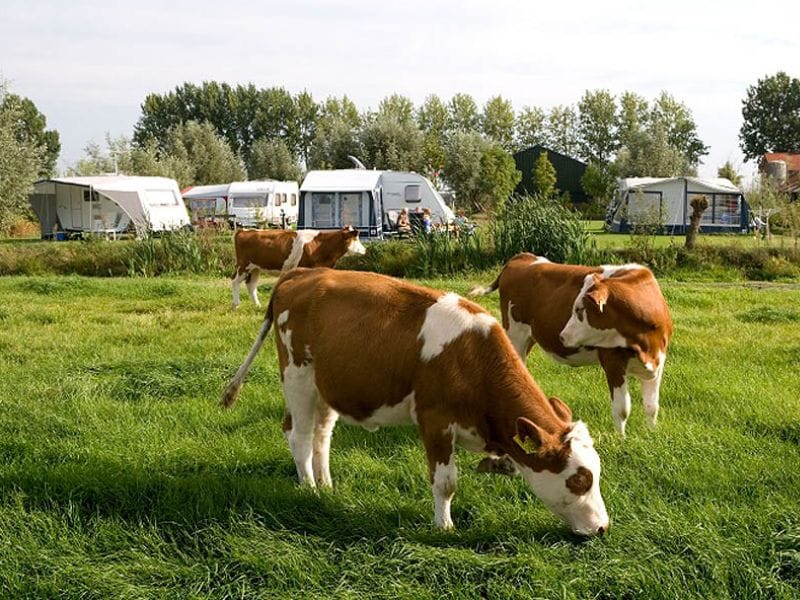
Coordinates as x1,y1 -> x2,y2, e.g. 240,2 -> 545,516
221,268 -> 609,536
231,226 -> 366,307
471,253 -> 672,436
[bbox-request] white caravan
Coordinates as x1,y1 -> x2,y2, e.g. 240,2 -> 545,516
182,180 -> 299,228
29,176 -> 191,238
299,169 -> 455,238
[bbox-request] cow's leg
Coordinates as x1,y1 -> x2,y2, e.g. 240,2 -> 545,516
598,348 -> 631,437
312,401 -> 338,487
245,268 -> 261,307
639,360 -> 664,428
231,266 -> 248,308
505,303 -> 534,359
282,365 -> 319,486
421,421 -> 457,529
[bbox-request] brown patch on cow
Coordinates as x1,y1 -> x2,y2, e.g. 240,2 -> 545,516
282,413 -> 293,433
566,466 -> 593,495
232,227 -> 359,279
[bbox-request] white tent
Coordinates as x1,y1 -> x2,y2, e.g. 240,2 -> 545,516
29,176 -> 191,238
607,176 -> 749,234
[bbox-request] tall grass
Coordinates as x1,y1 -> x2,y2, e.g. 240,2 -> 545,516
491,195 -> 593,264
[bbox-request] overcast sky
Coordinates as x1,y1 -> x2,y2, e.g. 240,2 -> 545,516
2,0 -> 799,180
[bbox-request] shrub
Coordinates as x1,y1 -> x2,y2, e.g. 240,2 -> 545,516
491,194 -> 592,264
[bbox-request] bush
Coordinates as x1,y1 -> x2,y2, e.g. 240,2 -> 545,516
491,194 -> 592,264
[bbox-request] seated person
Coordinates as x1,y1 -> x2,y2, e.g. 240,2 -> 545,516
421,208 -> 432,234
396,208 -> 412,235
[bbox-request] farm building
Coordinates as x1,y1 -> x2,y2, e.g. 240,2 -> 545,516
760,153 -> 800,201
29,176 -> 191,238
513,145 -> 589,204
606,176 -> 749,234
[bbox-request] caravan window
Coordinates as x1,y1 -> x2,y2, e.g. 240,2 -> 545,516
627,191 -> 662,224
232,194 -> 267,208
290,193 -> 297,207
83,190 -> 100,203
311,193 -> 336,227
274,193 -> 282,207
691,192 -> 741,225
340,192 -> 363,227
145,189 -> 180,206
404,185 -> 422,203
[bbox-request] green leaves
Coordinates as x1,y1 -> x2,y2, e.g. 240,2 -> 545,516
739,71 -> 800,161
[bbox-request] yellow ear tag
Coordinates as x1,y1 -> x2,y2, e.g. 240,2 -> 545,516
513,434 -> 539,454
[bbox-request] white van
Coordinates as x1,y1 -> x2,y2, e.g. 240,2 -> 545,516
299,170 -> 454,239
183,180 -> 299,228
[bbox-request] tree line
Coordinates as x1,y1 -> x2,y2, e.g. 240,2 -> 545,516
3,72 -> 799,232
75,82 -> 712,212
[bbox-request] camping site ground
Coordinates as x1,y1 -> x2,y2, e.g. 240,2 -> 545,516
0,273 -> 798,598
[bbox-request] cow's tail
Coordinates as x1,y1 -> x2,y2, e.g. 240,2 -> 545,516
221,292 -> 276,409
468,271 -> 502,297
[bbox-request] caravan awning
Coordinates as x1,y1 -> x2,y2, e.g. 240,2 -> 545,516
30,176 -> 190,236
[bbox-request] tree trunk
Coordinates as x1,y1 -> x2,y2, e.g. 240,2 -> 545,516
685,196 -> 708,249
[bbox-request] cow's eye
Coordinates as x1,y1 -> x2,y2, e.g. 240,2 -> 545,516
575,308 -> 584,322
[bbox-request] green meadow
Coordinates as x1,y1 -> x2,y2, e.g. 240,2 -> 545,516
0,274 -> 799,598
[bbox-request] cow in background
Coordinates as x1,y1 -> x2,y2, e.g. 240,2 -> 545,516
231,226 -> 366,307
222,268 -> 609,536
471,253 -> 672,436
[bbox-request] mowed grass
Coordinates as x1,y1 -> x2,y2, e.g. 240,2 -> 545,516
0,274 -> 799,599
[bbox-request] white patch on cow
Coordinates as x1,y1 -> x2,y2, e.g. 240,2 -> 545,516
282,361 -> 319,486
599,263 -> 645,278
418,293 -> 496,361
338,392 -> 417,432
531,255 -> 551,265
277,310 -> 290,327
506,302 -> 533,359
612,383 -> 631,436
545,347 -> 599,366
347,236 -> 367,256
278,319 -> 294,366
282,230 -> 320,271
448,423 -> 485,452
559,272 -> 627,349
639,351 -> 665,428
432,456 -> 457,529
312,401 -> 338,487
514,421 -> 609,536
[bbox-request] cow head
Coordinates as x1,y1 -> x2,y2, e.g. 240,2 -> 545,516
513,408 -> 609,537
342,226 -> 367,256
559,273 -> 627,349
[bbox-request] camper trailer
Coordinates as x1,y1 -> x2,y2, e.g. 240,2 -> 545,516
298,169 -> 455,239
29,176 -> 191,238
606,176 -> 749,234
182,180 -> 299,228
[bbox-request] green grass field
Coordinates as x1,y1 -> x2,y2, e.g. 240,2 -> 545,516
1,274 -> 799,598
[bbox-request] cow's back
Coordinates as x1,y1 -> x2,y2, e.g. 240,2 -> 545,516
272,268 -> 529,430
235,229 -> 296,270
500,254 -> 597,354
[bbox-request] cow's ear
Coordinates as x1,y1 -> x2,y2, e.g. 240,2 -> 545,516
514,417 -> 547,455
585,279 -> 609,313
549,396 -> 572,422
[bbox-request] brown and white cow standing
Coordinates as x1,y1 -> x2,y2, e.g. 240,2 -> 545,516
221,268 -> 609,536
471,253 -> 672,436
231,226 -> 366,308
